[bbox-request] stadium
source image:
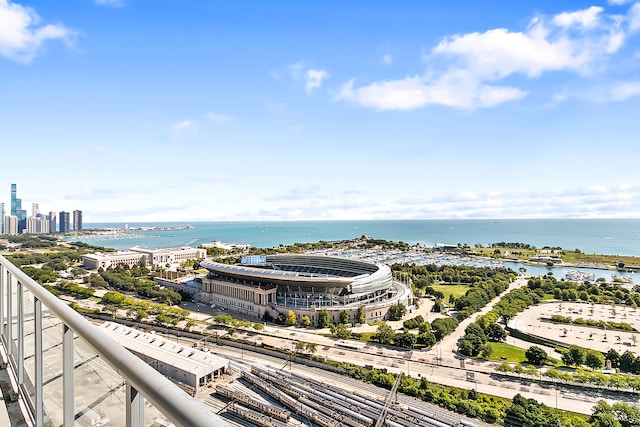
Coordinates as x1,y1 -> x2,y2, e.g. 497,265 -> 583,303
197,254 -> 412,325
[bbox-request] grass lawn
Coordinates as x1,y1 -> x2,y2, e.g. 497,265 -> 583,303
358,332 -> 375,342
431,284 -> 470,302
487,342 -> 527,362
487,342 -> 562,366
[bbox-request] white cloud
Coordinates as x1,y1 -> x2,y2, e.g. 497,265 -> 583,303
552,6 -> 604,29
0,0 -> 75,63
287,62 -> 330,94
338,5 -> 630,111
336,74 -> 527,110
167,120 -> 196,140
304,69 -> 329,94
630,3 -> 640,33
382,54 -> 393,64
207,113 -> 233,124
610,81 -> 640,100
609,0 -> 633,5
248,183 -> 640,220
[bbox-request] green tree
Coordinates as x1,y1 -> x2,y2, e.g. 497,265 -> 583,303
330,323 -> 352,339
417,330 -> 436,347
305,342 -> 318,355
465,323 -> 487,343
394,331 -> 417,348
606,348 -> 621,369
285,310 -> 296,326
317,309 -> 330,328
459,334 -> 485,357
101,291 -> 126,305
524,346 -> 547,365
300,315 -> 311,327
356,305 -> 365,324
339,310 -> 349,325
585,350 -> 605,370
563,345 -> 585,366
387,303 -> 406,321
594,413 -> 622,427
592,401 -> 621,427
495,360 -> 513,373
486,323 -> 507,342
431,317 -> 458,341
374,323 -> 395,345
620,350 -> 635,372
155,313 -> 171,326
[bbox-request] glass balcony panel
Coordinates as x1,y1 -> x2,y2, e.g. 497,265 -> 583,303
74,335 -> 126,427
22,288 -> 36,410
145,399 -> 174,426
41,311 -> 65,427
8,278 -> 18,364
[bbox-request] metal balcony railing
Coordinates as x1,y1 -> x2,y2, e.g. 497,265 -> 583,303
0,254 -> 229,427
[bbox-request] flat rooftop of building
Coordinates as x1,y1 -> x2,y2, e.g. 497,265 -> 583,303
100,322 -> 228,376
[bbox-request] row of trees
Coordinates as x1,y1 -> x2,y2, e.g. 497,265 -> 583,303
369,322 -> 434,348
272,305 -> 369,329
392,263 -> 515,290
559,344 -> 606,369
530,275 -> 640,306
86,264 -> 181,305
506,393 -> 640,427
549,314 -> 635,332
101,290 -> 189,325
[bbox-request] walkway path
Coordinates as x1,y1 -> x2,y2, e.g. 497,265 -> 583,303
429,275 -> 530,356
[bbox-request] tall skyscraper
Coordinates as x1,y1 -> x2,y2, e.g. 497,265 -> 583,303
73,210 -> 83,231
59,211 -> 71,233
0,202 -> 4,235
32,203 -> 40,218
10,184 -> 27,233
48,211 -> 58,233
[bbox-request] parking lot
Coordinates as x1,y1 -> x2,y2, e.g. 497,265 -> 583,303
510,301 -> 640,355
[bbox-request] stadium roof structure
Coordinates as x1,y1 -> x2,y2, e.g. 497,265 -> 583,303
201,254 -> 393,295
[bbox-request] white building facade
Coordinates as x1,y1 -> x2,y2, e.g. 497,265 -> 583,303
83,246 -> 206,270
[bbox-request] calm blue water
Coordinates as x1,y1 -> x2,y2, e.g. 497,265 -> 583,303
72,219 -> 640,256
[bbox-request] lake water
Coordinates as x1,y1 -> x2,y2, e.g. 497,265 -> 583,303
69,219 -> 640,283
75,219 -> 640,256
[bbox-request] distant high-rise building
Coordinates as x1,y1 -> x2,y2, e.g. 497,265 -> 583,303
48,211 -> 58,233
10,184 -> 27,233
59,211 -> 71,233
73,210 -> 83,231
4,215 -> 18,235
0,202 -> 4,235
32,203 -> 39,218
26,216 -> 49,234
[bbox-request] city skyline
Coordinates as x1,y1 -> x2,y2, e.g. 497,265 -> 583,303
2,183 -> 82,234
1,1 -> 639,222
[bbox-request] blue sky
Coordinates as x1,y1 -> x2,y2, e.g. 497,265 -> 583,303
1,0 -> 640,223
